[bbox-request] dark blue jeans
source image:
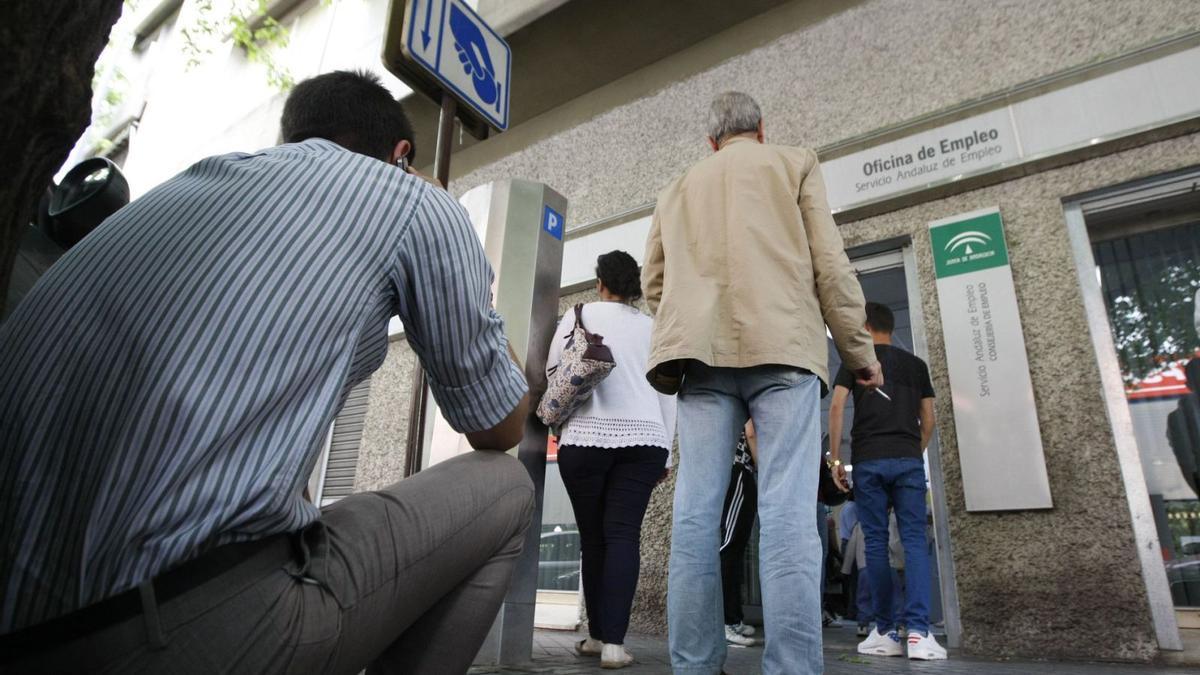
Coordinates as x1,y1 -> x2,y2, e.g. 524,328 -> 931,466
558,444 -> 668,645
854,564 -> 904,628
853,457 -> 931,635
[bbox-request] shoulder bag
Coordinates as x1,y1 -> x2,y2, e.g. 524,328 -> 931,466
536,304 -> 615,428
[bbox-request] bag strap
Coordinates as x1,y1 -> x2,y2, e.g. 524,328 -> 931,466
573,303 -> 612,355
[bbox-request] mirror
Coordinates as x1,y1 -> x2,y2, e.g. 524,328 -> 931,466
46,157 -> 129,249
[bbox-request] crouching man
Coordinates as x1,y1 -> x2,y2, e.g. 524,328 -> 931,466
0,70 -> 533,675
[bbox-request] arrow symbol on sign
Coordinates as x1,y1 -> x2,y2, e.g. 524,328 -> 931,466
421,0 -> 432,49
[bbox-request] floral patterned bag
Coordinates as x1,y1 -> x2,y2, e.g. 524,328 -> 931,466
536,304 -> 615,428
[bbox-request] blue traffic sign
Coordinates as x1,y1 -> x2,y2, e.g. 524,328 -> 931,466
402,0 -> 512,131
542,205 -> 564,240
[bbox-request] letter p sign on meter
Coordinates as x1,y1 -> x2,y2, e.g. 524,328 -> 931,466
402,0 -> 512,130
542,205 -> 564,241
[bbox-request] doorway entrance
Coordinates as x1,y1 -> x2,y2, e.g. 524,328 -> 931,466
738,245 -> 960,646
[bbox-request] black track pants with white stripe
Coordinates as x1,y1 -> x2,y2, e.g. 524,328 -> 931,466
719,463 -> 758,625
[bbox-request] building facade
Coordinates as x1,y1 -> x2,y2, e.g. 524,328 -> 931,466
69,0 -> 1200,663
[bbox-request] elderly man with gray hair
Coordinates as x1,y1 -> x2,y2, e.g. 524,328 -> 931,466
642,92 -> 882,674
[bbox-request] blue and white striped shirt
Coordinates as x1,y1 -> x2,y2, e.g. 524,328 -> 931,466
0,139 -> 527,633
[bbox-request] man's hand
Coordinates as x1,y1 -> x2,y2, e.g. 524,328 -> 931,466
832,462 -> 849,492
744,419 -> 758,465
855,361 -> 884,390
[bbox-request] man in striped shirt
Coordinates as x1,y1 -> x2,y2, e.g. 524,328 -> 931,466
0,70 -> 534,673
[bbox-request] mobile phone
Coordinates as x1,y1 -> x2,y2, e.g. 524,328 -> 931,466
396,156 -> 409,172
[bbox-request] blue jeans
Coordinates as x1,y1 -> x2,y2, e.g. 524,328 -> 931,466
853,457 -> 931,636
854,564 -> 903,628
668,363 -> 822,675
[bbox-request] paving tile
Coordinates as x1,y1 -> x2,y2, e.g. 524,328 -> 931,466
465,627 -> 1200,675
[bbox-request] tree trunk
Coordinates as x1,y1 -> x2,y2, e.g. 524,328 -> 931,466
0,0 -> 124,316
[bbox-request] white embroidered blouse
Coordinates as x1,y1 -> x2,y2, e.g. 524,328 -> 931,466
545,302 -> 677,465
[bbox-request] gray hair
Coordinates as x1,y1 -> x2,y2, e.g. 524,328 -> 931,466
707,91 -> 762,143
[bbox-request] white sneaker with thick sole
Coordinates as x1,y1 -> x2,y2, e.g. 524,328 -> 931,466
725,625 -> 755,647
731,621 -> 756,637
907,632 -> 948,660
857,628 -> 903,657
600,644 -> 634,669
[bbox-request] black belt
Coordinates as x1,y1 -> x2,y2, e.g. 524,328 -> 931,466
0,533 -> 292,660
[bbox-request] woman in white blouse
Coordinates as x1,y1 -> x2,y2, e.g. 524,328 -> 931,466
545,250 -> 676,669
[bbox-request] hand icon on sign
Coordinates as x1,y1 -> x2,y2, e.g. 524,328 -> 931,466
450,4 -> 500,112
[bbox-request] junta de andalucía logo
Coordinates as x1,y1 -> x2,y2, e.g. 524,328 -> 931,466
945,230 -> 993,257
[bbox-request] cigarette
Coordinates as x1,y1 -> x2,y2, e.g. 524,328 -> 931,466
874,389 -> 892,401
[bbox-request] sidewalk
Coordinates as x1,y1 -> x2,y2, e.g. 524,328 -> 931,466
468,625 -> 1200,674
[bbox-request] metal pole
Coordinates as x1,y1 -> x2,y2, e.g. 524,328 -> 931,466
404,93 -> 457,477
434,94 -> 456,188
402,368 -> 427,477
469,181 -> 566,667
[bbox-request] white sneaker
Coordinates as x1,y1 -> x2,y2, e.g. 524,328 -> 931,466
857,628 -> 903,657
725,625 -> 755,647
731,621 -> 756,637
907,631 -> 947,660
600,644 -> 634,669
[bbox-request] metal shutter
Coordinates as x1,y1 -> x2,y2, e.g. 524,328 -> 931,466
319,378 -> 373,506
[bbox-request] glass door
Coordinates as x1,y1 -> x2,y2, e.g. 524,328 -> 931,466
1091,218 -> 1200,607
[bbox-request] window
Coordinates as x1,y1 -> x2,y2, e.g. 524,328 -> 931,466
1094,221 -> 1200,606
1079,167 -> 1200,609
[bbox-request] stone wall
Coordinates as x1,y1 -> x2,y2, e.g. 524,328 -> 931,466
353,338 -> 418,492
449,0 -> 1200,227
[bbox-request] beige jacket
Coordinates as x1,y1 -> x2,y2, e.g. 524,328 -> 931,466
642,136 -> 875,393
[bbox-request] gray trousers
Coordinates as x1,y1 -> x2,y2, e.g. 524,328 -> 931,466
9,451 -> 535,675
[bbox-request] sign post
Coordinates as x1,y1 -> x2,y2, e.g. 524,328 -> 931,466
386,0 -> 513,476
929,207 -> 1052,511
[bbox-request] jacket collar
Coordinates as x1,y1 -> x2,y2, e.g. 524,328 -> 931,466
719,135 -> 759,150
